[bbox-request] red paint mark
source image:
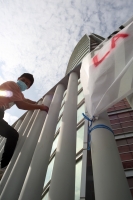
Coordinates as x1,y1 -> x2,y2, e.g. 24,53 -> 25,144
111,33 -> 128,48
93,51 -> 110,67
93,33 -> 129,67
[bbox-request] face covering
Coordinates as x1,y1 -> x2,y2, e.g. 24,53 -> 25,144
17,80 -> 28,91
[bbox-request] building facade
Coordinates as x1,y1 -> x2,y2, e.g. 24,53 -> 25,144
108,99 -> 133,197
0,27 -> 133,200
65,33 -> 103,75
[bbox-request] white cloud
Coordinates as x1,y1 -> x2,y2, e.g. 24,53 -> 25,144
0,0 -> 133,123
3,112 -> 18,125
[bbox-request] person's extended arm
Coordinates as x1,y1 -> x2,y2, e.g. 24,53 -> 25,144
24,98 -> 36,104
15,101 -> 49,112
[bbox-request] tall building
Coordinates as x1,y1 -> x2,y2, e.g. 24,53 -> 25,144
0,25 -> 133,200
65,33 -> 103,75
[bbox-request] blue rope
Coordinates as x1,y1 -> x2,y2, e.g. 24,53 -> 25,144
82,113 -> 114,150
82,113 -> 94,128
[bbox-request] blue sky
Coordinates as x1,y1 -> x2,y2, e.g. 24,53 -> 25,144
0,0 -> 133,125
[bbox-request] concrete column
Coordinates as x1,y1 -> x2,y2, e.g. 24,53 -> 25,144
0,136 -> 3,143
0,96 -> 51,200
14,119 -> 23,131
0,145 -> 4,160
0,139 -> 6,160
0,110 -> 36,192
18,84 -> 65,200
0,139 -> 5,145
91,111 -> 132,200
48,72 -> 78,200
80,109 -> 88,199
0,138 -> 6,150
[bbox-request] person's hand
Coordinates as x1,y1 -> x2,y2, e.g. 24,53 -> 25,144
39,104 -> 49,112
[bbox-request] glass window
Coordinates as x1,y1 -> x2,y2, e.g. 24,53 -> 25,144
42,191 -> 49,200
63,89 -> 67,96
61,92 -> 67,106
75,159 -> 82,200
61,99 -> 65,107
61,96 -> 66,106
78,82 -> 82,91
77,104 -> 85,123
56,117 -> 62,132
59,104 -> 65,117
76,125 -> 84,153
78,91 -> 84,105
50,134 -> 59,155
44,157 -> 55,187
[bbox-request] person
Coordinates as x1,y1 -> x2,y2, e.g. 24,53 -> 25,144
0,73 -> 49,178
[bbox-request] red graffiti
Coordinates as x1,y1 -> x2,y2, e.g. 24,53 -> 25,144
92,33 -> 129,67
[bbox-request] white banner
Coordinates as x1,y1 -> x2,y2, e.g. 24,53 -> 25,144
80,22 -> 133,118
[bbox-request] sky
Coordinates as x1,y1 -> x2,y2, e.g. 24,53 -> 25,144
0,0 -> 133,125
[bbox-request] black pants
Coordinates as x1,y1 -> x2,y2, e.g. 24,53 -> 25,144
0,109 -> 19,168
